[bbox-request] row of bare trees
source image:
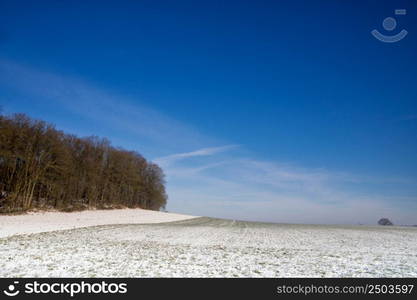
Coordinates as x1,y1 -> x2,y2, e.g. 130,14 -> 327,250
0,113 -> 167,213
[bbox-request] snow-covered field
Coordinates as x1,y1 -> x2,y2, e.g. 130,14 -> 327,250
0,208 -> 197,238
1,213 -> 416,277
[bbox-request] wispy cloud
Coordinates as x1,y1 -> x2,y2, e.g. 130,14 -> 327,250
161,147 -> 417,225
154,145 -> 238,166
0,59 -> 214,155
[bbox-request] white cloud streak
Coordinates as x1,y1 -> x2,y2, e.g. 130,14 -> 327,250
161,147 -> 417,225
0,59 -> 213,155
154,145 -> 238,166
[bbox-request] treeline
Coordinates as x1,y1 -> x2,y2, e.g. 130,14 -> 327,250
0,113 -> 167,213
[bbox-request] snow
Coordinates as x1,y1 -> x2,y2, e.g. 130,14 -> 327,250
0,216 -> 416,277
0,208 -> 197,238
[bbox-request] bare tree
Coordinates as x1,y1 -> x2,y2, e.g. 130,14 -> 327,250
0,113 -> 167,212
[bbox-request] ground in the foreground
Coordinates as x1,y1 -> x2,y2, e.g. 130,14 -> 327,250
1,217 -> 416,277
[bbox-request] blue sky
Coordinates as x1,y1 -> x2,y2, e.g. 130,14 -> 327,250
1,0 -> 416,224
